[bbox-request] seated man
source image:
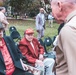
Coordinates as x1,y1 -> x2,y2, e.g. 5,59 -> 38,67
0,22 -> 33,75
19,28 -> 55,75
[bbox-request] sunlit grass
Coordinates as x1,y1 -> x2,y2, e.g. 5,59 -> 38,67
6,19 -> 59,52
7,19 -> 59,39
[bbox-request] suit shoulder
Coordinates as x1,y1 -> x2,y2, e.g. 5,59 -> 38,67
60,25 -> 72,35
19,38 -> 28,45
59,25 -> 73,40
33,38 -> 39,42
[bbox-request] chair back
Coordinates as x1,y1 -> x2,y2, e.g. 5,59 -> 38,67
9,26 -> 17,34
44,37 -> 53,46
38,39 -> 47,53
10,30 -> 21,42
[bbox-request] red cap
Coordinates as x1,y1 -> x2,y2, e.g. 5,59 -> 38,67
24,28 -> 34,34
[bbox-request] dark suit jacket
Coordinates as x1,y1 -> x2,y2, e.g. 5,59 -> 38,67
0,36 -> 25,75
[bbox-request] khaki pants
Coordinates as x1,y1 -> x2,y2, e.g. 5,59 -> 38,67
48,19 -> 53,27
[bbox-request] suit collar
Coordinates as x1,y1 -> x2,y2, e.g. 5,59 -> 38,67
0,51 -> 4,63
65,10 -> 76,23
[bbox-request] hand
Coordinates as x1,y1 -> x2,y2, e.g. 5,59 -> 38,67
39,54 -> 44,61
22,63 -> 29,71
20,59 -> 28,71
35,59 -> 44,66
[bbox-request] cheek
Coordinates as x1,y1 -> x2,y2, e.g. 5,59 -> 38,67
51,6 -> 60,16
52,8 -> 57,16
26,36 -> 33,41
29,36 -> 33,40
52,9 -> 61,19
52,12 -> 57,19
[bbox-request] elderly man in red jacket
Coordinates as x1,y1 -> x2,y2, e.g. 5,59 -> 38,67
19,28 -> 55,75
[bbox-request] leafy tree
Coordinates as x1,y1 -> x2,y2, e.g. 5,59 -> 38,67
5,0 -> 44,17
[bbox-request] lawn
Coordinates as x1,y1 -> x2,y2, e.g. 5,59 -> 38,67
7,19 -> 59,51
7,19 -> 59,39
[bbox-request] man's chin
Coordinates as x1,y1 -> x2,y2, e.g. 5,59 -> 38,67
0,37 -> 3,39
28,39 -> 33,42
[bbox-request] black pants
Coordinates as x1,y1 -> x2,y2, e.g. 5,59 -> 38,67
12,68 -> 33,75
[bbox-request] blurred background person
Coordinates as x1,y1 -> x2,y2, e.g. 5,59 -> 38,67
0,7 -> 9,35
48,12 -> 54,27
36,8 -> 46,39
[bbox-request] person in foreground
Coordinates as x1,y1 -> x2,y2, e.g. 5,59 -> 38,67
19,28 -> 55,75
50,0 -> 76,75
0,23 -> 33,75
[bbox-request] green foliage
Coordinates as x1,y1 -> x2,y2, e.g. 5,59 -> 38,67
6,0 -> 42,16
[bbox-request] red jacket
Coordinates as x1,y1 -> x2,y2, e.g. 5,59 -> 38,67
19,37 -> 44,66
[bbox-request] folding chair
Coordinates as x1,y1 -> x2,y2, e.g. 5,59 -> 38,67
10,30 -> 21,43
44,37 -> 53,52
43,37 -> 56,59
38,38 -> 55,59
38,39 -> 47,53
44,37 -> 53,46
9,26 -> 17,34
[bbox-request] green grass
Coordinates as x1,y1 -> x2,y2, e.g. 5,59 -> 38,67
7,19 -> 59,39
7,19 -> 59,52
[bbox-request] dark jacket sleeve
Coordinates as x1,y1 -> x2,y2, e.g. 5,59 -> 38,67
4,36 -> 23,59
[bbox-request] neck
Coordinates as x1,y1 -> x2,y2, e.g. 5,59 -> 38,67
0,38 -> 2,41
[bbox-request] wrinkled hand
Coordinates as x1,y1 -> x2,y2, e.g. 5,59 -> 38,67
39,54 -> 44,61
22,63 -> 29,71
35,59 -> 44,66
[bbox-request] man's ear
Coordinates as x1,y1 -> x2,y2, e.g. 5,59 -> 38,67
57,1 -> 62,11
